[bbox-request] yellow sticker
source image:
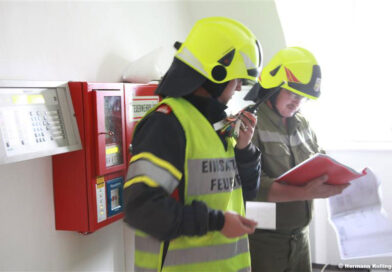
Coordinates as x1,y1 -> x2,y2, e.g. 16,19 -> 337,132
96,176 -> 105,185
106,145 -> 119,155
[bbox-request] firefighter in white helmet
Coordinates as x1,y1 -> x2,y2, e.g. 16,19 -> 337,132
123,17 -> 263,272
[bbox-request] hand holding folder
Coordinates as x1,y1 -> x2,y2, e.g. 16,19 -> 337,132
275,153 -> 366,186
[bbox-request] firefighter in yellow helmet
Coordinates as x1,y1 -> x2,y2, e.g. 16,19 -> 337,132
123,17 -> 263,272
246,47 -> 349,272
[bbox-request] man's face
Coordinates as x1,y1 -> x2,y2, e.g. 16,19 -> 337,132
275,88 -> 307,118
217,79 -> 242,105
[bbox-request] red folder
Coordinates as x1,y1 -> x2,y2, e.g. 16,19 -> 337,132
275,153 -> 366,186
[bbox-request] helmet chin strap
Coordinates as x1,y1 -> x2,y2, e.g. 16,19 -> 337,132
269,90 -> 285,118
202,78 -> 229,99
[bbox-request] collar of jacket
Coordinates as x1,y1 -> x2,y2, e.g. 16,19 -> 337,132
259,103 -> 300,134
184,94 -> 227,124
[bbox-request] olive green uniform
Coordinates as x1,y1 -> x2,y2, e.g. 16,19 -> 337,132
249,103 -> 323,272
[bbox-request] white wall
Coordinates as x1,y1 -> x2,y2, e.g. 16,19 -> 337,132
313,149 -> 392,268
184,0 -> 286,65
0,1 -> 190,82
0,1 -> 285,271
0,1 -> 189,271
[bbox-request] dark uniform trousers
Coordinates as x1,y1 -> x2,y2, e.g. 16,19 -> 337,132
249,228 -> 311,272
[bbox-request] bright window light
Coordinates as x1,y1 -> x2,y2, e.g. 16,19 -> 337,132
275,0 -> 392,149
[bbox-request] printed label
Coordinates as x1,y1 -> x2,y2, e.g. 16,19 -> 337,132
131,96 -> 160,121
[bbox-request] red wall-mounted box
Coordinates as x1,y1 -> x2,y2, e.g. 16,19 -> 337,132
52,82 -> 158,233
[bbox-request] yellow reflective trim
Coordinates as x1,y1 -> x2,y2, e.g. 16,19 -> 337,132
123,176 -> 159,189
130,152 -> 182,180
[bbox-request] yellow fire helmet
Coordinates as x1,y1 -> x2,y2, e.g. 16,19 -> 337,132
156,17 -> 263,97
177,16 -> 262,83
246,47 -> 321,101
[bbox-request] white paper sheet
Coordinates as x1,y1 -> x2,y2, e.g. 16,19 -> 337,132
246,201 -> 276,230
328,168 -> 392,259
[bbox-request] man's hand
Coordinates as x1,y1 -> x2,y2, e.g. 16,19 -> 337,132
303,175 -> 350,199
268,175 -> 351,202
221,211 -> 257,238
236,111 -> 257,150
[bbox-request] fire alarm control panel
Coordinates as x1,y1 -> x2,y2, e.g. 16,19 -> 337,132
0,80 -> 81,165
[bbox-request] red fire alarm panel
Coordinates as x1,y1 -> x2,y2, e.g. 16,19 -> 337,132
53,82 -> 126,233
52,82 -> 158,233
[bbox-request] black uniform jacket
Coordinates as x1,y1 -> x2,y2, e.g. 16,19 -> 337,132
123,94 -> 261,241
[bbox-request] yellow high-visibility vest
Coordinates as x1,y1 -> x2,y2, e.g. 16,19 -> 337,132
131,97 -> 251,272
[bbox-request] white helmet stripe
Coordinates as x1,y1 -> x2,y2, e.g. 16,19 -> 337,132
176,47 -> 208,76
240,51 -> 256,69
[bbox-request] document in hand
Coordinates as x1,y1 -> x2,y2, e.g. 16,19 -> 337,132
275,153 -> 366,186
328,168 -> 392,259
246,201 -> 276,230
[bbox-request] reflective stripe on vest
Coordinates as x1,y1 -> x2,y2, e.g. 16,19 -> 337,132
134,232 -> 162,272
126,159 -> 179,194
187,158 -> 241,196
125,152 -> 182,193
164,237 -> 248,266
135,266 -> 159,272
134,266 -> 157,272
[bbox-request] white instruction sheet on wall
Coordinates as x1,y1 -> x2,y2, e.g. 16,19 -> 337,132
328,168 -> 392,259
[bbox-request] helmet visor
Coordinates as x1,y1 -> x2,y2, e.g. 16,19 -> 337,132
287,65 -> 321,99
